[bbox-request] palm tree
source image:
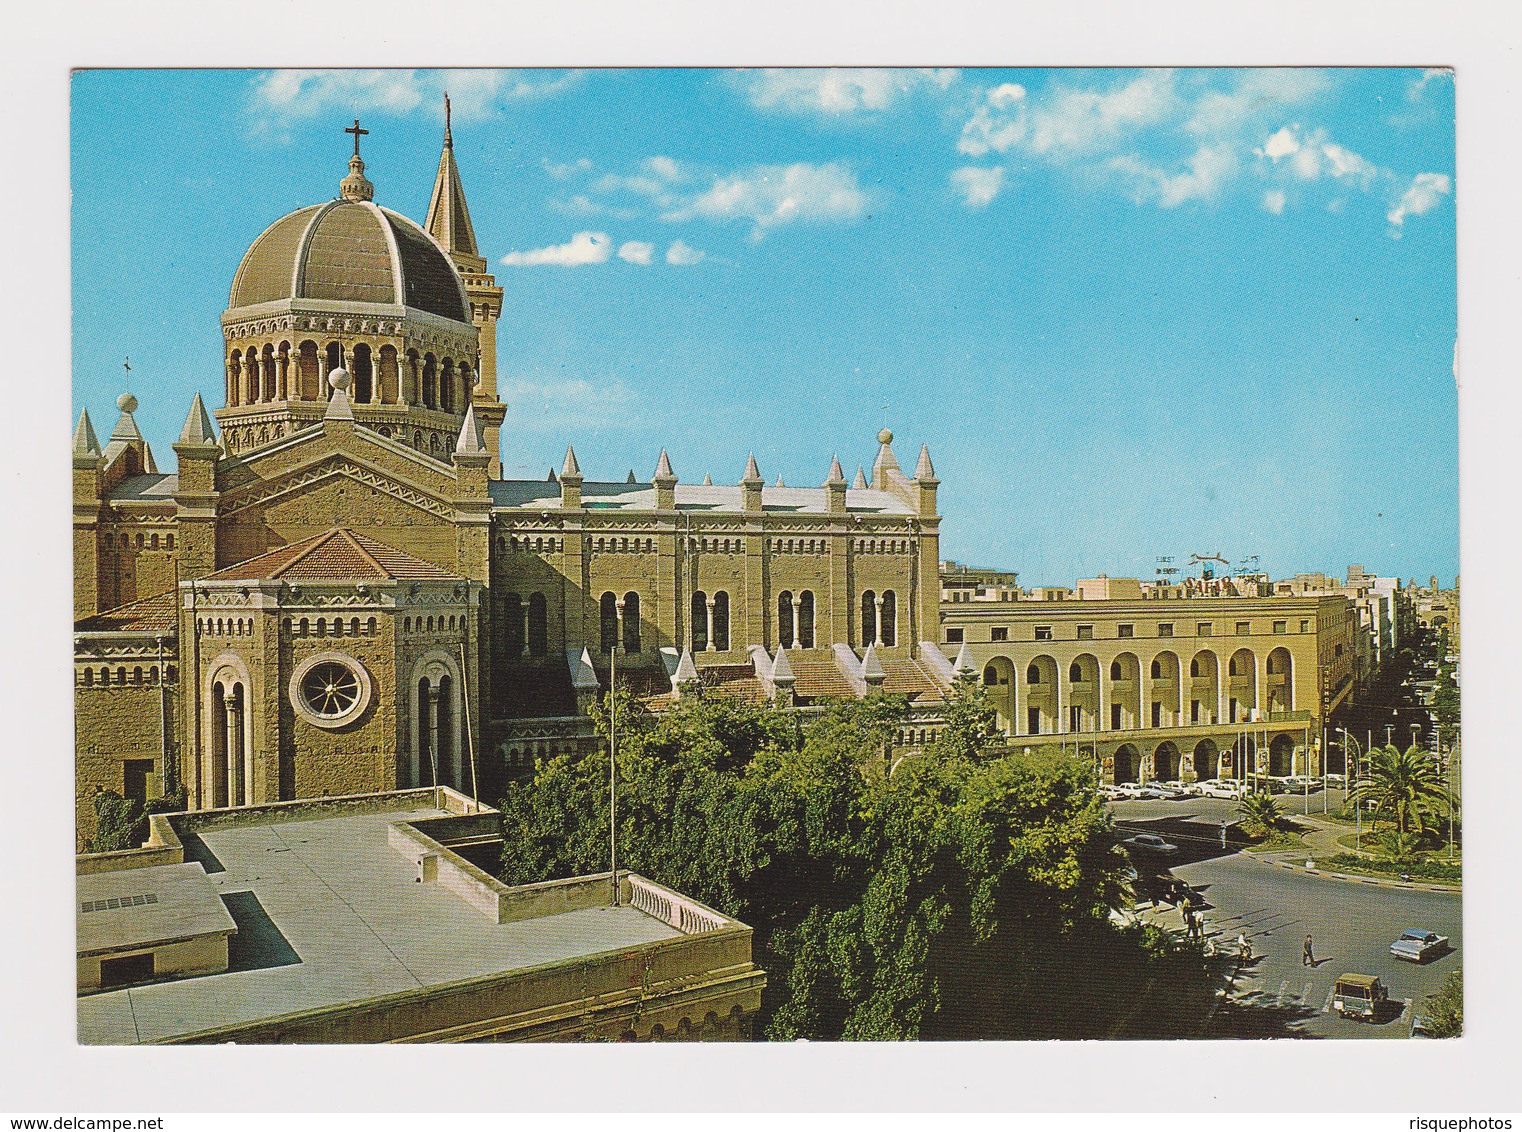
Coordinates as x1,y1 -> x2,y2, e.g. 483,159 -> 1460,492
1350,744 -> 1454,838
1236,790 -> 1281,837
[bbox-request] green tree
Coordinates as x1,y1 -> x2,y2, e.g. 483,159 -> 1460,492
91,789 -> 144,853
1432,663 -> 1460,735
1235,790 -> 1282,838
927,671 -> 1001,764
496,689 -> 1216,1040
1351,744 -> 1454,839
1422,968 -> 1462,1037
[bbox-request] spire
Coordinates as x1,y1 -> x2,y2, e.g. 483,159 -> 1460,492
339,120 -> 374,202
915,443 -> 936,480
861,642 -> 886,683
425,94 -> 481,262
952,641 -> 975,676
561,444 -> 581,478
654,449 -> 675,480
73,408 -> 102,458
104,392 -> 157,473
176,393 -> 217,448
742,453 -> 762,483
852,466 -> 868,490
454,403 -> 487,454
771,643 -> 795,683
872,427 -> 900,487
826,454 -> 845,484
775,474 -> 785,487
702,472 -> 713,486
110,393 -> 143,444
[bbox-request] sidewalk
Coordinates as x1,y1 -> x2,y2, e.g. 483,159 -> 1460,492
1250,817 -> 1460,892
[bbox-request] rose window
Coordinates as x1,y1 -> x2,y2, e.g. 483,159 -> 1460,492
301,661 -> 362,718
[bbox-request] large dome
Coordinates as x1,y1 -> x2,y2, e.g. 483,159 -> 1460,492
229,199 -> 470,324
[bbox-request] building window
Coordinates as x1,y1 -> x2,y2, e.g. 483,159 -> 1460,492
880,590 -> 897,647
1191,699 -> 1201,723
528,593 -> 548,656
1069,661 -> 1083,682
1152,701 -> 1162,727
1035,626 -> 1053,641
1300,619 -> 1311,633
798,591 -> 815,649
1273,620 -> 1287,634
1197,622 -> 1213,636
1157,623 -> 1174,637
861,590 -> 877,646
623,592 -> 641,653
691,591 -> 709,651
1118,624 -> 1134,638
713,591 -> 730,651
1150,659 -> 1161,679
600,592 -> 618,653
946,627 -> 964,644
1111,703 -> 1122,730
1026,664 -> 1041,685
1334,643 -> 1344,658
1077,625 -> 1093,640
1236,621 -> 1250,634
984,664 -> 998,687
1110,660 -> 1123,680
778,591 -> 795,648
991,627 -> 1008,642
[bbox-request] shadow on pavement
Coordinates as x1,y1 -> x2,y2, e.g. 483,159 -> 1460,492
1211,991 -> 1325,1038
221,890 -> 302,972
181,832 -> 226,875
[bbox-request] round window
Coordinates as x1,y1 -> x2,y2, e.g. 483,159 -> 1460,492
289,651 -> 373,729
301,661 -> 361,718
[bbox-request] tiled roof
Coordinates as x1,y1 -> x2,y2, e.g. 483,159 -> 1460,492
697,664 -> 768,704
76,590 -> 177,635
880,658 -> 945,704
207,528 -> 461,582
788,656 -> 857,704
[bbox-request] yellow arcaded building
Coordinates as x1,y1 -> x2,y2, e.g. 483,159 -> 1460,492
71,109 -> 947,847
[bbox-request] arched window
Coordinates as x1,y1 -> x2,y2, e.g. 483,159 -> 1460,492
713,591 -> 730,651
378,344 -> 398,404
1070,661 -> 1083,682
262,344 -> 277,402
299,617 -> 309,637
623,592 -> 641,653
691,591 -> 709,651
528,592 -> 548,656
504,593 -> 524,655
984,664 -> 997,687
422,354 -> 437,409
350,617 -> 360,638
1229,657 -> 1238,676
880,590 -> 897,647
228,350 -> 242,405
778,591 -> 795,648
861,590 -> 877,646
1150,659 -> 1162,679
600,592 -> 619,654
324,342 -> 343,385
798,590 -> 815,649
298,340 -> 320,399
1190,658 -> 1201,678
351,343 -> 373,403
1027,664 -> 1041,685
440,359 -> 455,413
1110,660 -> 1123,680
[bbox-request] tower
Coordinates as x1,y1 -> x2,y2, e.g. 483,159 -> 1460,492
426,94 -> 507,478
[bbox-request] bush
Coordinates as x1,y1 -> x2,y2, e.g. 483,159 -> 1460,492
1325,853 -> 1460,882
1422,969 -> 1462,1037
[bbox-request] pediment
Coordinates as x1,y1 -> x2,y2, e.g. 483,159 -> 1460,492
218,453 -> 454,521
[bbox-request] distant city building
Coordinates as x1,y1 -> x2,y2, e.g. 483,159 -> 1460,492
940,571 -> 1359,783
77,787 -> 764,1043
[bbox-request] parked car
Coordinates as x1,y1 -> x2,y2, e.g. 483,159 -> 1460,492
1144,781 -> 1190,800
1110,783 -> 1143,800
1122,833 -> 1179,855
1197,780 -> 1245,799
1390,929 -> 1450,963
1333,973 -> 1389,1020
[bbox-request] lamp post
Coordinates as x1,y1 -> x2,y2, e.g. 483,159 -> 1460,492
609,597 -> 625,907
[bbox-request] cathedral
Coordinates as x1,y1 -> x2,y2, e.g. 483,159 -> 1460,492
72,107 -> 952,847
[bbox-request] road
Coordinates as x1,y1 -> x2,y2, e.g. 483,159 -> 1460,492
1109,797 -> 1462,1039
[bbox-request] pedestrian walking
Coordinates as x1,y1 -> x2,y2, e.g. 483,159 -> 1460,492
1302,933 -> 1315,966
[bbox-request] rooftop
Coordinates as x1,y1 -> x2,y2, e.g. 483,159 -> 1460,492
76,792 -> 743,1044
489,478 -> 916,515
205,527 -> 463,583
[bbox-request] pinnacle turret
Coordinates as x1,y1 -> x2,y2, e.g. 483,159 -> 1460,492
454,403 -> 487,455
852,466 -> 868,490
826,454 -> 845,484
742,453 -> 762,483
561,445 -> 582,479
654,449 -> 675,480
73,408 -> 102,459
425,93 -> 482,265
915,443 -> 936,480
176,393 -> 218,448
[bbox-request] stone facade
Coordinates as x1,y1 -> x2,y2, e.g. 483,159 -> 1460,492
72,113 -> 944,847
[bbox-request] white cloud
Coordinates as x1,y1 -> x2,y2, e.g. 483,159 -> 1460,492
1183,69 -> 1331,138
960,71 -> 1177,162
668,162 -> 868,238
1388,172 -> 1452,227
1322,142 -> 1377,186
246,68 -> 581,139
665,240 -> 706,266
544,157 -> 593,180
1110,144 -> 1236,207
950,166 -> 1006,208
500,231 -> 613,267
1260,126 -> 1299,160
1408,68 -> 1452,102
1258,125 -> 1379,187
617,241 -> 654,265
739,68 -> 959,115
1263,189 -> 1286,215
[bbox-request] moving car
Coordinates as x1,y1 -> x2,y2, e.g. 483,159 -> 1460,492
1332,973 -> 1389,1020
1122,833 -> 1179,855
1390,929 -> 1450,963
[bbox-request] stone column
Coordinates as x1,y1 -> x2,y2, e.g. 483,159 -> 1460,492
705,597 -> 716,652
1097,662 -> 1106,732
874,595 -> 884,646
427,685 -> 441,785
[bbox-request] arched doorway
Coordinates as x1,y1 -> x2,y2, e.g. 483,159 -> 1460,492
1113,743 -> 1141,785
1109,652 -> 1140,730
1154,741 -> 1181,781
1266,647 -> 1294,714
1227,648 -> 1256,724
982,656 -> 1016,735
1188,650 -> 1220,725
1149,650 -> 1182,727
1270,733 -> 1297,777
1024,655 -> 1058,735
1068,653 -> 1099,732
1192,738 -> 1219,781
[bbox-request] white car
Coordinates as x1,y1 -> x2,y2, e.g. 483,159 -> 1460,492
1197,779 -> 1246,799
1110,783 -> 1144,799
1122,833 -> 1179,855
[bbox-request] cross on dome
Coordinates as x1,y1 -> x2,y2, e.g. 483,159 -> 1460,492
345,119 -> 368,157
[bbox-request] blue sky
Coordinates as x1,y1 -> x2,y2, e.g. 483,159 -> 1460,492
71,67 -> 1457,587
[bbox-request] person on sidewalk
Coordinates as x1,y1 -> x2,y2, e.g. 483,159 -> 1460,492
1302,934 -> 1315,966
